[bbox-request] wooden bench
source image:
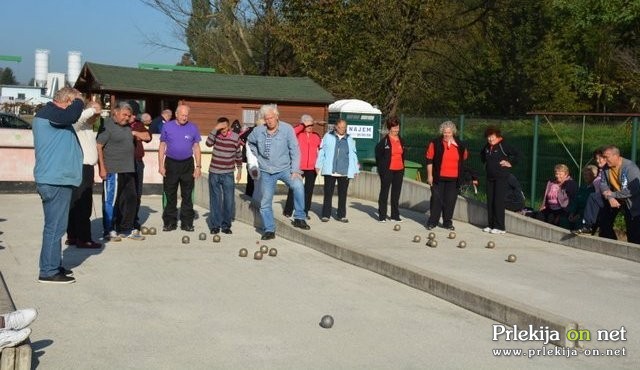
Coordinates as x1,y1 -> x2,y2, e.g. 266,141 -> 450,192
0,272 -> 31,370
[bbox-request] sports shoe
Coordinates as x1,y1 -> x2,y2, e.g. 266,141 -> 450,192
390,217 -> 402,223
76,240 -> 103,249
261,232 -> 275,240
482,227 -> 492,233
291,219 -> 311,230
338,217 -> 349,223
0,328 -> 31,350
64,238 -> 76,246
571,226 -> 593,235
181,224 -> 195,232
321,217 -> 330,222
163,224 -> 177,232
38,272 -> 76,284
490,228 -> 506,234
444,225 -> 455,231
426,224 -> 436,230
221,228 -> 232,234
59,267 -> 73,276
122,232 -> 145,241
210,228 -> 220,234
1,309 -> 37,330
107,231 -> 121,242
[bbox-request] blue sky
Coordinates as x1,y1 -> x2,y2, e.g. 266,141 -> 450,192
0,0 -> 187,84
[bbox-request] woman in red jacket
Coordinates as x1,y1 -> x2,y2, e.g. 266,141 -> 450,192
375,116 -> 406,222
425,121 -> 469,231
284,114 -> 322,219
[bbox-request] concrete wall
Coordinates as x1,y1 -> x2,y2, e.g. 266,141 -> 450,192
199,170 -> 640,264
347,171 -> 640,262
0,129 -> 218,185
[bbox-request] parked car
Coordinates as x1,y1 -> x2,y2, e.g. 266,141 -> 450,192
0,112 -> 31,129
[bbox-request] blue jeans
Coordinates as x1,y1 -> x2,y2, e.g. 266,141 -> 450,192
259,170 -> 304,232
37,183 -> 73,277
208,172 -> 235,229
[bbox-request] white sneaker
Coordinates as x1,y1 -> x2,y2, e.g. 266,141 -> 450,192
108,230 -> 121,242
0,328 -> 31,350
490,229 -> 506,234
482,227 -> 492,233
123,232 -> 145,241
1,308 -> 37,330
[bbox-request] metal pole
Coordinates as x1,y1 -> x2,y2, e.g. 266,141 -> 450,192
530,115 -> 539,207
459,114 -> 465,140
632,117 -> 638,163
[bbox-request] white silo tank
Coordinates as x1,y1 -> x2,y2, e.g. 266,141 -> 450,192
35,49 -> 50,87
67,51 -> 82,86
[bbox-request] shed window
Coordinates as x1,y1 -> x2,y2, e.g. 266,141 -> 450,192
242,109 -> 260,126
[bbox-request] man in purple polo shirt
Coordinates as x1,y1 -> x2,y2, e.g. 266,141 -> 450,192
158,105 -> 202,232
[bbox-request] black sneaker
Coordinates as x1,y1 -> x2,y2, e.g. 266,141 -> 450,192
59,267 -> 73,276
181,224 -> 195,232
338,217 -> 349,223
210,228 -> 220,234
163,224 -> 177,232
38,272 -> 76,284
291,219 -> 311,230
426,224 -> 436,230
444,225 -> 455,231
390,217 -> 402,223
221,228 -> 232,234
261,232 -> 276,240
572,226 -> 593,235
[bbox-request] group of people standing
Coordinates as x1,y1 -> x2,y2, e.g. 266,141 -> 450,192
245,105 -> 360,239
33,90 -> 164,284
32,92 -> 640,285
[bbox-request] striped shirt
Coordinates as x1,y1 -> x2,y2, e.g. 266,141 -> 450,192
205,130 -> 243,174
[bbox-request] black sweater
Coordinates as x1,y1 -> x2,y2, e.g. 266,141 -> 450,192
480,140 -> 520,180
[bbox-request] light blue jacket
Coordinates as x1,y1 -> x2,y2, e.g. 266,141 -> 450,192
316,131 -> 359,178
247,122 -> 301,174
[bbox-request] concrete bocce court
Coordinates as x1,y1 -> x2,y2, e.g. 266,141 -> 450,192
0,171 -> 638,369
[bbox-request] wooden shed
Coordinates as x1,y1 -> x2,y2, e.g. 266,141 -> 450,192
74,62 -> 335,134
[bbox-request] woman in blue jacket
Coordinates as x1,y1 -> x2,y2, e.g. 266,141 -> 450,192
315,119 -> 359,222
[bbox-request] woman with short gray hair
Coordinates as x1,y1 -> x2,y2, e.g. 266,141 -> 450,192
425,121 -> 470,230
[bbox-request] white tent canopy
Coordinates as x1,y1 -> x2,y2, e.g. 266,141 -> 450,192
328,99 -> 381,114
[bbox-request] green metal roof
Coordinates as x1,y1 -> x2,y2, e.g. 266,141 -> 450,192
80,62 -> 335,104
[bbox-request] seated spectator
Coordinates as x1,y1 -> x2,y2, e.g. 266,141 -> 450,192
0,308 -> 37,350
571,147 -> 609,236
504,173 -> 525,212
536,164 -> 577,226
568,165 -> 598,229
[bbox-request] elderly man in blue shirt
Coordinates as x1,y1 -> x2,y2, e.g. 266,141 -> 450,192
247,104 -> 310,240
